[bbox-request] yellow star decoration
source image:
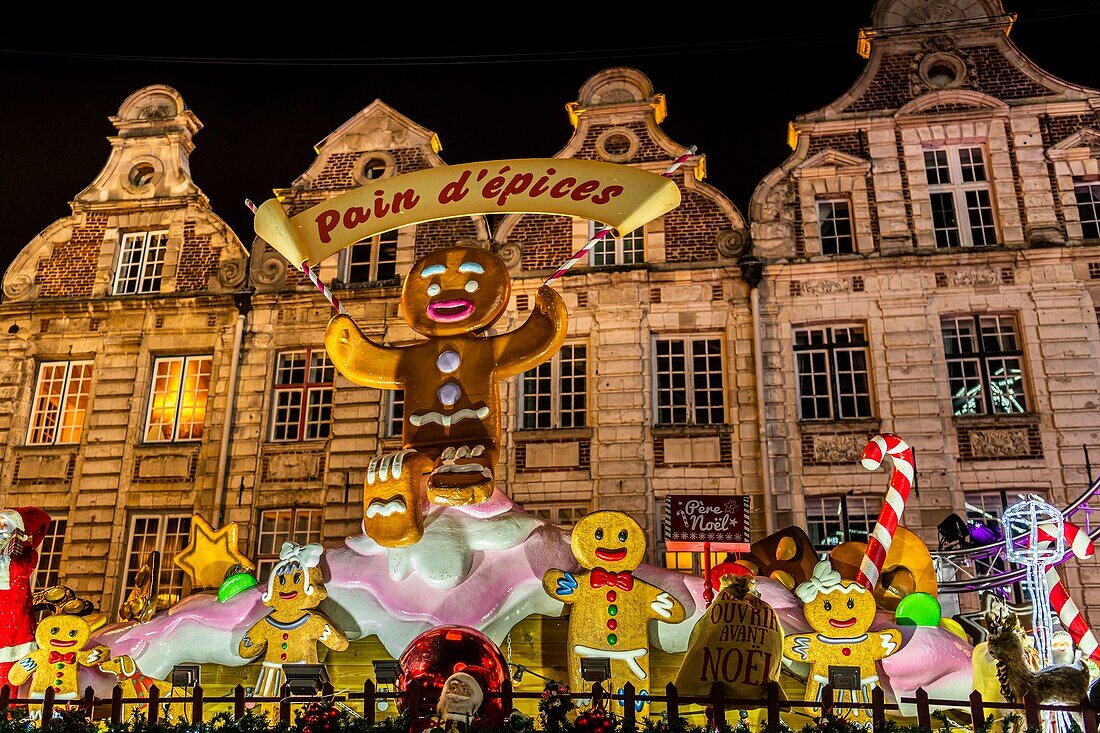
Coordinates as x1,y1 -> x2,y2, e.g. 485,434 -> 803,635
173,514 -> 255,590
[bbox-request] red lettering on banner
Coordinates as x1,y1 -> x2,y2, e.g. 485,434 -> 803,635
373,191 -> 390,219
482,167 -> 510,200
591,185 -> 624,205
497,173 -> 533,206
343,207 -> 370,230
529,169 -> 555,198
439,171 -> 472,204
570,180 -> 600,201
391,189 -> 420,214
316,210 -> 340,244
549,177 -> 577,199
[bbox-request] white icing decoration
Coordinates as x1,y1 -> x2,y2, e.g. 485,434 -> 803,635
427,283 -> 442,296
438,383 -> 462,406
464,281 -> 479,293
651,591 -> 674,619
437,351 -> 460,373
409,406 -> 489,428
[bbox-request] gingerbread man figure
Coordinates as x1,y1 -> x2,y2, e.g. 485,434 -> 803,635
782,559 -> 902,729
239,543 -> 348,702
543,512 -> 685,709
326,245 -> 568,547
8,613 -> 109,705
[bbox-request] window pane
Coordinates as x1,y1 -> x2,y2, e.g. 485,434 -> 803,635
965,189 -> 997,246
834,348 -> 872,419
942,317 -> 978,355
817,200 -> 854,255
35,519 -> 67,590
522,362 -> 553,429
947,358 -> 984,415
175,357 -> 211,440
140,232 -> 168,293
958,147 -> 987,183
987,357 -> 1027,413
796,350 -> 832,420
376,230 -> 399,281
691,339 -> 725,425
346,239 -> 375,283
256,508 -> 322,581
123,515 -> 192,610
930,192 -> 960,247
656,340 -> 688,425
272,390 -> 303,441
806,496 -> 845,548
276,351 -> 307,386
28,363 -> 69,445
559,344 -> 587,428
145,358 -> 183,442
621,229 -> 645,264
924,150 -> 951,185
1075,183 -> 1100,239
592,234 -> 616,267
57,362 -> 93,444
387,389 -> 404,437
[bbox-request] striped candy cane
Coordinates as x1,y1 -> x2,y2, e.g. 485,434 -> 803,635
543,146 -> 698,285
246,199 -> 349,316
855,433 -> 916,592
1035,521 -> 1100,661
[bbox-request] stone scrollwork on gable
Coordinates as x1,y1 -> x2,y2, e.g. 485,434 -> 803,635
252,243 -> 289,287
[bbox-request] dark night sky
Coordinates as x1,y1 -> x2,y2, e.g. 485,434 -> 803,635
1,3 -> 1098,272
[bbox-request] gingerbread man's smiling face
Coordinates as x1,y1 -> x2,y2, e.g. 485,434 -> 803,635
36,614 -> 91,651
803,583 -> 877,638
571,511 -> 646,572
267,563 -> 327,614
402,246 -> 510,337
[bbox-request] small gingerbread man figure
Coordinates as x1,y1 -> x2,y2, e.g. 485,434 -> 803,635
543,511 -> 685,709
239,543 -> 348,703
326,245 -> 568,547
8,613 -> 109,708
782,559 -> 902,729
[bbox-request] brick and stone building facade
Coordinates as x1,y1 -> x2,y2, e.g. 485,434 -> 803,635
0,85 -> 248,609
750,0 -> 1100,611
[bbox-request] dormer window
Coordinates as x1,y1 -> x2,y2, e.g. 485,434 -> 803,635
343,229 -> 399,284
923,146 -> 997,248
588,221 -> 644,266
816,199 -> 854,255
114,230 -> 168,295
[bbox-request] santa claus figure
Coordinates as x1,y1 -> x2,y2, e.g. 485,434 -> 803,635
436,671 -> 484,728
0,507 -> 51,692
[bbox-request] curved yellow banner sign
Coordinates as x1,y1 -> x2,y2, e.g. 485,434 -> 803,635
254,159 -> 681,267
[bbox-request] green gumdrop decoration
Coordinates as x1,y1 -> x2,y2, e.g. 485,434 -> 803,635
218,572 -> 259,603
894,591 -> 941,627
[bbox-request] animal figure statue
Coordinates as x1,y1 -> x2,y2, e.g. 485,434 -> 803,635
984,610 -> 1088,729
97,655 -> 187,721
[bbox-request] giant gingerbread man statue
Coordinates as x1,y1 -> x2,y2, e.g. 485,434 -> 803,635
326,245 -> 567,547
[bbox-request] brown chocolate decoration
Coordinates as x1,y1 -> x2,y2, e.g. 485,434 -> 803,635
736,527 -> 819,590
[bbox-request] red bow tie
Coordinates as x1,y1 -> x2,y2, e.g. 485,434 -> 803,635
590,568 -> 634,591
48,651 -> 76,665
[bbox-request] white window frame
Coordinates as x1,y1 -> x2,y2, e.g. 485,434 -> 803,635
144,355 -> 212,443
523,504 -> 589,528
26,360 -> 93,446
255,507 -> 323,581
588,221 -> 644,267
518,343 -> 587,430
941,314 -> 1028,416
805,495 -> 879,549
113,230 -> 169,295
341,229 -> 399,284
384,389 -> 404,438
120,514 -> 192,611
34,518 -> 68,590
652,335 -> 726,426
793,325 -> 874,421
1075,181 -> 1100,239
816,198 -> 855,255
270,349 -> 334,442
924,146 -> 998,248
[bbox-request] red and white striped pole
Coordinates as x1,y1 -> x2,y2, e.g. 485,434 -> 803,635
246,199 -> 349,316
543,146 -> 698,285
855,433 -> 916,592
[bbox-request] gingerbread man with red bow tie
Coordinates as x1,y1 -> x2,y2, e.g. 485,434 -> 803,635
543,511 -> 685,709
8,613 -> 109,706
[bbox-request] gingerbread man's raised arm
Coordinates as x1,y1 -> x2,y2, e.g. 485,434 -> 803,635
325,314 -> 404,389
494,285 -> 569,379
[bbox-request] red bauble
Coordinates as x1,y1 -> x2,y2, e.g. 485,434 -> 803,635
397,625 -> 509,726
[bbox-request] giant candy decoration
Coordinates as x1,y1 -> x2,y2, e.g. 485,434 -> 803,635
854,434 -> 915,593
782,560 -> 902,728
0,506 -> 50,692
399,625 -> 508,726
674,576 -> 781,700
543,511 -> 686,706
9,612 -> 110,702
239,543 -> 348,701
326,246 -> 568,546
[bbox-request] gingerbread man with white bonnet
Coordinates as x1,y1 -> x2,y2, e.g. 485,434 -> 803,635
782,559 -> 902,729
239,542 -> 348,702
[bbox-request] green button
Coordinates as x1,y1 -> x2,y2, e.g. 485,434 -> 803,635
608,605 -> 618,616
607,634 -> 617,646
57,664 -> 64,669
281,643 -> 288,650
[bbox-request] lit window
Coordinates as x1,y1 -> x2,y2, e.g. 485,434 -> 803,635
255,508 -> 323,581
589,221 -> 644,267
520,344 -> 587,429
145,355 -> 212,442
122,515 -> 191,609
964,490 -> 1008,523
343,229 -> 399,284
524,504 -> 588,527
655,338 -> 725,426
793,325 -> 873,421
1075,182 -> 1100,239
34,518 -> 67,590
114,231 -> 169,295
271,349 -> 334,442
805,496 -> 879,549
942,315 -> 1027,416
923,147 -> 997,247
385,389 -> 404,438
27,361 -> 93,445
816,199 -> 855,255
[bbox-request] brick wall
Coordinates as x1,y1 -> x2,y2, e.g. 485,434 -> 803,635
664,188 -> 727,262
34,213 -> 107,299
573,121 -> 667,163
312,148 -> 432,190
515,215 -> 572,271
414,217 -> 481,260
968,46 -> 1053,100
807,132 -> 864,158
175,222 -> 219,292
